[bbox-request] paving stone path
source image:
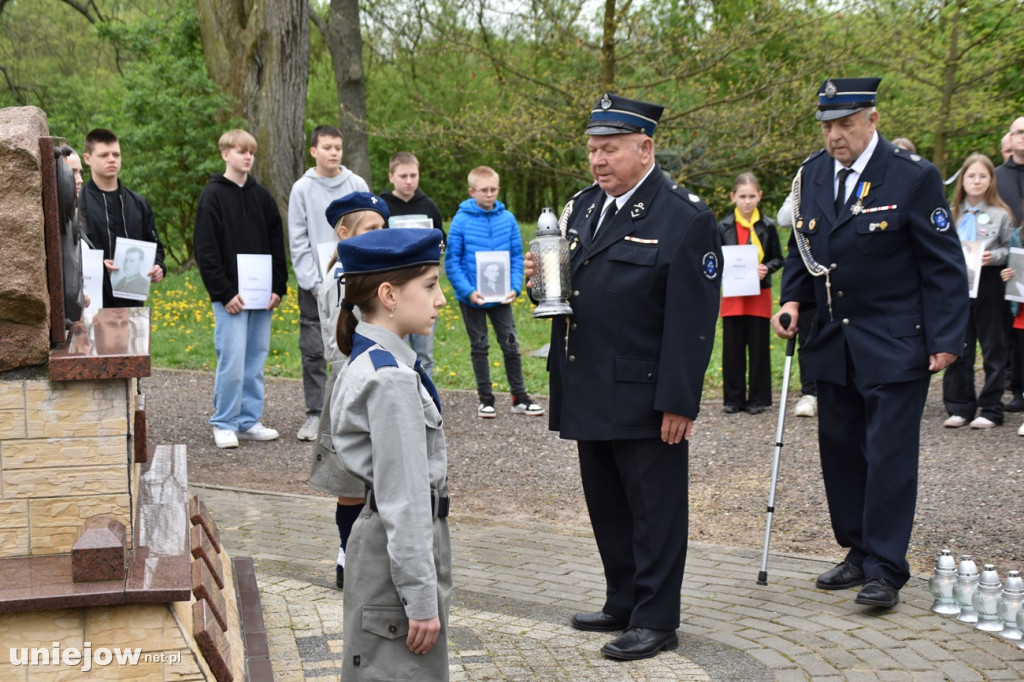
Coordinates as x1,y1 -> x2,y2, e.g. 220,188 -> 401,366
194,484 -> 1024,681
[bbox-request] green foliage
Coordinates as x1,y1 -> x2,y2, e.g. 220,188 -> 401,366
92,3 -> 242,267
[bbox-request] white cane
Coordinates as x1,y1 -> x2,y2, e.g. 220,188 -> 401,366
757,312 -> 796,585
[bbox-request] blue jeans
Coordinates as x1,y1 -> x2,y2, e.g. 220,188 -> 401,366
210,303 -> 273,431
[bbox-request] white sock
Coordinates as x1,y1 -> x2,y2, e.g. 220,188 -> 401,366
337,545 -> 345,567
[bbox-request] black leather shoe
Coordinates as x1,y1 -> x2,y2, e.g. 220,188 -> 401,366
746,404 -> 766,415
601,627 -> 678,660
1006,395 -> 1024,412
570,611 -> 628,632
815,561 -> 865,590
855,577 -> 899,608
336,565 -> 344,590
723,404 -> 743,414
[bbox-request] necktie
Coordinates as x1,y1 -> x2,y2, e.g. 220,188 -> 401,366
835,167 -> 853,216
414,359 -> 441,414
959,207 -> 979,241
593,200 -> 617,238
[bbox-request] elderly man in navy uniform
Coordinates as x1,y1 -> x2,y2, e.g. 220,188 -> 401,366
531,93 -> 721,660
772,78 -> 968,609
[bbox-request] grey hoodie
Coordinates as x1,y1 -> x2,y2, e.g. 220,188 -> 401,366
288,166 -> 369,290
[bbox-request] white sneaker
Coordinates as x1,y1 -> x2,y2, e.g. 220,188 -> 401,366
1017,420 -> 1024,436
793,395 -> 817,418
238,422 -> 280,441
297,414 -> 320,441
213,428 -> 238,449
969,416 -> 996,429
943,415 -> 968,428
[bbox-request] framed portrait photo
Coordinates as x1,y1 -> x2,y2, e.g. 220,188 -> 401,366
475,250 -> 511,303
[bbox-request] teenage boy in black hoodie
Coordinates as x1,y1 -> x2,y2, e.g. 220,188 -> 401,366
79,128 -> 166,308
381,151 -> 446,377
193,129 -> 288,449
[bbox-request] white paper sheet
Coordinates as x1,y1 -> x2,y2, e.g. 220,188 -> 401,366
82,246 -> 104,311
237,253 -> 273,309
317,241 -> 337,278
721,244 -> 760,298
961,240 -> 983,300
1005,247 -> 1024,303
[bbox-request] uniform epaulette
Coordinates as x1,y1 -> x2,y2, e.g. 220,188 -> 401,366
369,348 -> 398,371
667,182 -> 707,208
892,147 -> 925,164
801,149 -> 826,166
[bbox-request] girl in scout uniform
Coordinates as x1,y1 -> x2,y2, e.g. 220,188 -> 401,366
717,173 -> 783,414
942,154 -> 1014,429
331,228 -> 450,680
308,192 -> 389,590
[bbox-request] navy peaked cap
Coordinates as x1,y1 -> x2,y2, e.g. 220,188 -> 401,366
325,191 -> 390,230
586,92 -> 664,137
337,228 -> 442,276
816,77 -> 881,121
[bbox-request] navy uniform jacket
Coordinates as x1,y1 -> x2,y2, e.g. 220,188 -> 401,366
780,136 -> 968,387
548,167 -> 722,441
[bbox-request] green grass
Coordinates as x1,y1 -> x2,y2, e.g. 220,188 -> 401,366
149,224 -> 803,400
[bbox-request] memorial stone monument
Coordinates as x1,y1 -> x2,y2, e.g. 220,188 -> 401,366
0,106 -> 269,681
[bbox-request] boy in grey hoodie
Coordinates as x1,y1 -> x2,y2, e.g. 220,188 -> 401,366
288,125 -> 369,441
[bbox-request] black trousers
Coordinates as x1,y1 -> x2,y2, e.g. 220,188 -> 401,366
578,438 -> 688,630
722,315 -> 771,408
796,303 -> 817,396
942,268 -> 1008,423
817,364 -> 930,589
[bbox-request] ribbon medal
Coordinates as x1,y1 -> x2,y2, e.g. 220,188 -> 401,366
850,181 -> 871,215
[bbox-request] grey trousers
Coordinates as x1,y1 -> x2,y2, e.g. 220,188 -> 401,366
298,287 -> 326,415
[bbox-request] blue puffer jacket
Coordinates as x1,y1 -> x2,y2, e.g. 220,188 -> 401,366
444,198 -> 524,308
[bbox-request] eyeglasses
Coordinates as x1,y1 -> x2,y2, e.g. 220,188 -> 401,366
472,186 -> 499,194
1010,130 -> 1024,138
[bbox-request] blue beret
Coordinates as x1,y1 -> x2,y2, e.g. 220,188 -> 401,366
816,77 -> 881,121
586,92 -> 664,137
338,228 -> 442,276
325,191 -> 390,230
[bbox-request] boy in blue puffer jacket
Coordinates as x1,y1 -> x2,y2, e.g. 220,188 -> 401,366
445,166 -> 544,418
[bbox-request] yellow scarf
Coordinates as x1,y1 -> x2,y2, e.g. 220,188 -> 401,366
735,207 -> 764,263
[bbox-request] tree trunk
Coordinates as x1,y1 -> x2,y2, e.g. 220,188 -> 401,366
194,0 -> 309,218
322,0 -> 372,186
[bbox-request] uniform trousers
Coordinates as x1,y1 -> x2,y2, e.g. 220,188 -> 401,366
942,268 -> 1008,423
342,510 -> 451,681
298,286 -> 326,416
796,303 -> 817,396
578,438 -> 688,630
722,315 -> 772,408
816,362 -> 930,589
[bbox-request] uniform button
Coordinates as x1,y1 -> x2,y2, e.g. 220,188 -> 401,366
915,324 -> 921,330
568,355 -> 576,363
572,290 -> 580,298
646,372 -> 654,380
836,291 -> 844,298
842,318 -> 850,325
401,597 -> 408,605
583,259 -> 590,266
570,322 -> 578,330
389,624 -> 397,634
830,263 -> 838,271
